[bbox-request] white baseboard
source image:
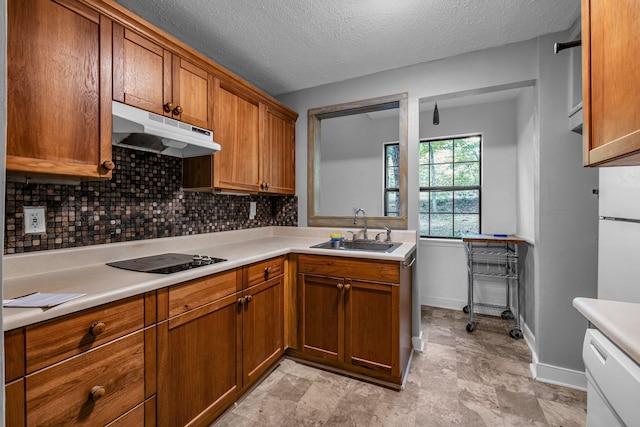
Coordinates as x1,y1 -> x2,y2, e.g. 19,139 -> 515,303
421,296 -> 466,311
412,331 -> 424,353
533,363 -> 587,391
527,335 -> 586,391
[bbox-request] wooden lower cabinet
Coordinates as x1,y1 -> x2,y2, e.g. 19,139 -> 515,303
158,293 -> 240,427
295,254 -> 413,387
157,259 -> 285,426
241,275 -> 284,387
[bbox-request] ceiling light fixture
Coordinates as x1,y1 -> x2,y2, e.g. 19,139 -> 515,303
433,102 -> 439,125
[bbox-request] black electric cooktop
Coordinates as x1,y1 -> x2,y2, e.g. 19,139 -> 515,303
107,253 -> 226,274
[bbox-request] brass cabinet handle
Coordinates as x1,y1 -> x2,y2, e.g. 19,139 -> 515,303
163,102 -> 174,113
264,266 -> 271,280
89,386 -> 106,402
89,321 -> 106,336
246,294 -> 253,303
102,160 -> 115,171
172,105 -> 183,115
337,282 -> 344,290
344,283 -> 351,291
237,297 -> 246,306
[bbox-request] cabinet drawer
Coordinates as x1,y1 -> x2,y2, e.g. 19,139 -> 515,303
298,255 -> 400,284
169,269 -> 240,317
26,331 -> 145,427
246,256 -> 284,288
25,296 -> 144,373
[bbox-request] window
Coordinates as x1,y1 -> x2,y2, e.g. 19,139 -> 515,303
419,135 -> 481,238
384,143 -> 399,216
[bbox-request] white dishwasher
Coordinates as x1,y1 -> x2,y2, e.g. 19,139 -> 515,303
583,329 -> 640,426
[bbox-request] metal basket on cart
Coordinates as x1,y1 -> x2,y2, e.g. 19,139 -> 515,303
462,235 -> 525,339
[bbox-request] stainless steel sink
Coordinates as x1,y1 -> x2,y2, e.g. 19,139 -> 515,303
311,240 -> 402,253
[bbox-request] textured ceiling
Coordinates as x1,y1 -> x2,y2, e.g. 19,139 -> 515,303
113,0 -> 580,96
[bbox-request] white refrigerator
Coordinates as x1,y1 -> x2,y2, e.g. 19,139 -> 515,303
598,166 -> 640,303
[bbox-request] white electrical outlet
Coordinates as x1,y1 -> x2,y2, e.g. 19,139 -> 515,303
24,206 -> 46,234
249,201 -> 257,220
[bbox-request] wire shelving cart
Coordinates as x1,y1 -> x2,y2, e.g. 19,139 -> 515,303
462,234 -> 526,339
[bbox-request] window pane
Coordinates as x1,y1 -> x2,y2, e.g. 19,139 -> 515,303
419,165 -> 429,187
431,163 -> 453,187
454,137 -> 480,162
454,190 -> 479,213
430,140 -> 453,163
454,162 -> 480,186
419,213 -> 429,236
432,191 -> 453,213
454,214 -> 479,237
386,191 -> 399,214
419,142 -> 430,165
386,144 -> 399,167
430,214 -> 453,237
419,191 -> 429,213
386,166 -> 399,188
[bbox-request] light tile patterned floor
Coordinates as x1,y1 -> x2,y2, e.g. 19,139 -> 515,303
212,306 -> 587,426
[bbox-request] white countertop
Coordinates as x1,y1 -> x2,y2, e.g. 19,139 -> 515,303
3,226 -> 417,331
573,297 -> 640,365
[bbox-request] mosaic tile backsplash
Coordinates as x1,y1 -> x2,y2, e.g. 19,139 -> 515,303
5,147 -> 298,254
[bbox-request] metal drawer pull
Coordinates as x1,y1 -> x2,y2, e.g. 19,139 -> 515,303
403,257 -> 416,268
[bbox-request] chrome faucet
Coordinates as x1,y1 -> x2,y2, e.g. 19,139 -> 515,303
353,208 -> 368,240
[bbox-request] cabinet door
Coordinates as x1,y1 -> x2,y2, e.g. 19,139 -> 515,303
299,274 -> 344,362
7,0 -> 113,180
5,379 -> 24,427
583,0 -> 640,166
242,276 -> 284,387
172,56 -> 212,129
113,24 -> 171,116
260,105 -> 296,195
158,293 -> 240,427
213,79 -> 261,192
344,280 -> 398,376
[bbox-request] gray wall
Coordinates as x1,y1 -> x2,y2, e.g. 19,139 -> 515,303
418,98 -> 519,310
278,31 -> 598,388
516,87 -> 537,336
534,33 -> 598,379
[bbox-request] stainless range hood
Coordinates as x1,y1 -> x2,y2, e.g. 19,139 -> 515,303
112,101 -> 220,158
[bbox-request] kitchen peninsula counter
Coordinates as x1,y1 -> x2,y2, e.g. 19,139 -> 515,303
573,297 -> 640,365
3,226 -> 417,331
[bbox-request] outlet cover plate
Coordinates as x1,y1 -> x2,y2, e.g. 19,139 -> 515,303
24,206 -> 46,234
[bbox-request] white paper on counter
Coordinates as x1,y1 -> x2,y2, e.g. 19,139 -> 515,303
3,292 -> 85,308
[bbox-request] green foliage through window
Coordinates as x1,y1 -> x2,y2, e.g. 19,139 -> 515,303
419,135 -> 481,238
384,143 -> 399,216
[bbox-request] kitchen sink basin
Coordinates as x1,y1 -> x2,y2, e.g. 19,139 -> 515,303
311,240 -> 402,253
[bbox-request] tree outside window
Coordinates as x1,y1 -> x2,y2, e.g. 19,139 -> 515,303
384,143 -> 400,216
419,135 -> 481,238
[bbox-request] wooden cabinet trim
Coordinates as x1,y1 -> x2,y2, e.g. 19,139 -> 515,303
5,378 -> 25,427
144,325 -> 157,399
4,328 -> 25,383
55,0 -> 100,23
298,254 -> 401,284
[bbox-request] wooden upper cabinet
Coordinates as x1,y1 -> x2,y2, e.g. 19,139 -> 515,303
213,79 -> 261,192
6,0 -> 114,180
582,0 -> 640,166
183,78 -> 297,194
113,24 -> 212,129
260,105 -> 296,195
